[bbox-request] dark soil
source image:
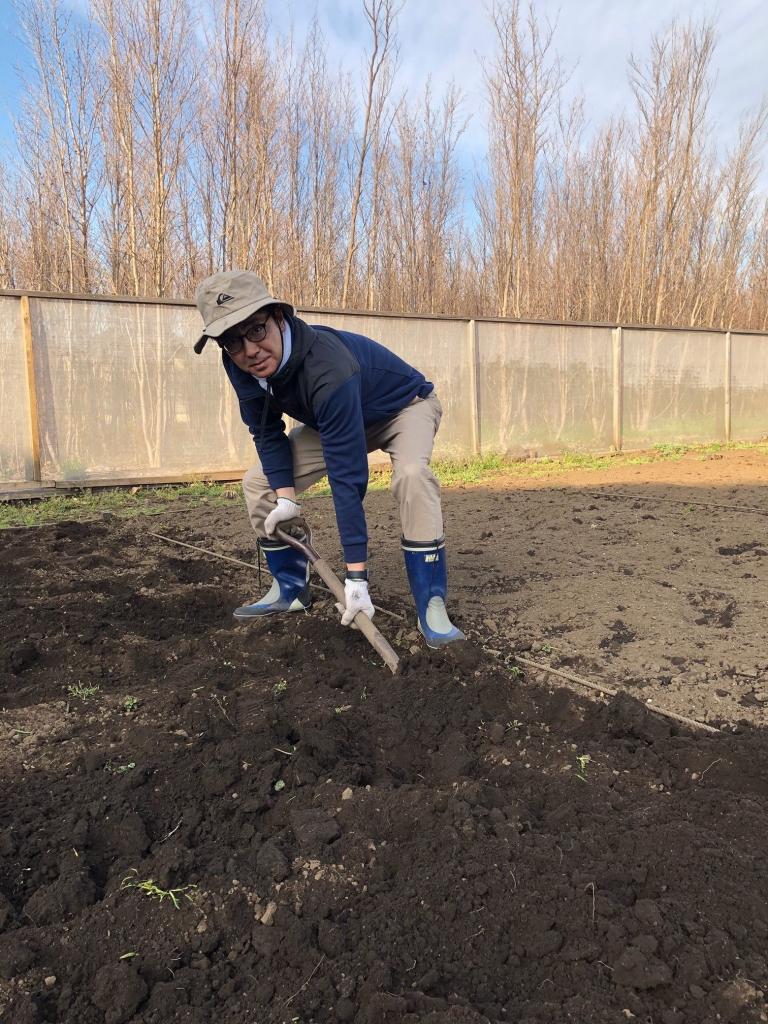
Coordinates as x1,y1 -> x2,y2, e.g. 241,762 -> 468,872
2,456 -> 768,1023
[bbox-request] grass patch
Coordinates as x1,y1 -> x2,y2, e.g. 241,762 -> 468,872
0,480 -> 241,528
305,452 -> 512,496
2,441 -> 766,528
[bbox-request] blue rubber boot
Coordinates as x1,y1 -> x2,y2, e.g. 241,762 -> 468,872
234,538 -> 312,619
402,538 -> 466,649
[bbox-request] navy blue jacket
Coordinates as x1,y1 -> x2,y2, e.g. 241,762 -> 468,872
224,316 -> 433,563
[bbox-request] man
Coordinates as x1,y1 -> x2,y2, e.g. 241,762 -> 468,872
194,270 -> 464,649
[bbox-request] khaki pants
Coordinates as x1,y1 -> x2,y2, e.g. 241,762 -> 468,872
243,392 -> 444,545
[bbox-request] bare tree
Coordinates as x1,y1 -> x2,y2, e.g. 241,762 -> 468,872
15,0 -> 104,292
98,0 -> 197,296
386,81 -> 467,313
340,0 -> 400,308
477,0 -> 565,317
301,19 -> 354,306
196,0 -> 268,273
0,2 -> 766,332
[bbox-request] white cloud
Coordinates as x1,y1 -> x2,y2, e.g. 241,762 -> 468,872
265,0 -> 768,189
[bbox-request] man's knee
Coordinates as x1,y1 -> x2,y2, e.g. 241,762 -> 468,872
392,461 -> 437,492
242,467 -> 273,530
243,465 -> 269,497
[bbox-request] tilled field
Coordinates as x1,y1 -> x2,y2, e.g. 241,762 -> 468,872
1,452 -> 768,1024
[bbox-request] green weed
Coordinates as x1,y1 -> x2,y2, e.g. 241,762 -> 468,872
122,695 -> 139,714
273,680 -> 288,696
575,753 -> 592,782
67,682 -> 100,701
120,870 -> 196,910
652,443 -> 688,457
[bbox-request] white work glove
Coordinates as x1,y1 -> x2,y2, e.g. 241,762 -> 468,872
337,578 -> 375,628
264,496 -> 301,536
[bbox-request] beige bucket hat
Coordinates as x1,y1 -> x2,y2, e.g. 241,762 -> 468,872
193,270 -> 295,353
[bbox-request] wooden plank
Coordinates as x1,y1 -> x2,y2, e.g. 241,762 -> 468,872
20,295 -> 42,482
52,471 -> 248,489
0,483 -> 56,501
0,481 -> 55,492
724,330 -> 732,443
3,471 -> 249,502
468,319 -> 481,454
612,325 -> 624,452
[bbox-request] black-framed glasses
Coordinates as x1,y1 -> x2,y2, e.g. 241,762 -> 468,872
217,313 -> 272,356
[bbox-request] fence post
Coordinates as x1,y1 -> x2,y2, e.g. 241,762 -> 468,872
20,295 -> 42,483
612,325 -> 623,452
724,330 -> 732,442
468,319 -> 481,455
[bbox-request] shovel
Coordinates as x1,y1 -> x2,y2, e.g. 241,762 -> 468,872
274,521 -> 400,675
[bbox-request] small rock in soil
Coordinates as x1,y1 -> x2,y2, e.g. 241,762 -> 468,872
260,901 -> 278,926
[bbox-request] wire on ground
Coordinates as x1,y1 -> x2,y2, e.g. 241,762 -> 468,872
515,655 -> 720,735
588,490 -> 767,516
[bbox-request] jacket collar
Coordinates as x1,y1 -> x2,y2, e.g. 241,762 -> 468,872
266,315 -> 316,388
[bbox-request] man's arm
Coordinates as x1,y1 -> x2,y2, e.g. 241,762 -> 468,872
314,375 -> 369,571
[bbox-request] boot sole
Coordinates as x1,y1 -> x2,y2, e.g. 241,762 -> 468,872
233,598 -> 313,620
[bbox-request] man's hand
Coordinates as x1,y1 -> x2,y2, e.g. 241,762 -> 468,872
264,496 -> 301,535
338,578 -> 375,627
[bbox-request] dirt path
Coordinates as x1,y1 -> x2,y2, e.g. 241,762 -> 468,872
1,448 -> 767,1023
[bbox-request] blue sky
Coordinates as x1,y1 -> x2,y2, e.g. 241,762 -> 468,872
272,0 -> 768,188
0,0 -> 765,188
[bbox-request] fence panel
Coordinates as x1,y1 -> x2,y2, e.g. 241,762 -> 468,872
731,332 -> 768,442
2,293 -> 767,489
622,329 -> 726,448
30,298 -> 254,481
309,312 -> 473,457
475,321 -> 614,454
0,296 -> 34,484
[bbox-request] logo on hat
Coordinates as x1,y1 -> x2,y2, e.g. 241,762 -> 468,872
216,292 -> 233,305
